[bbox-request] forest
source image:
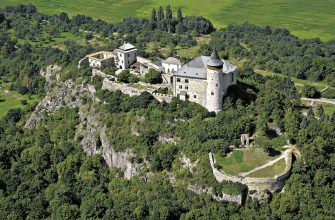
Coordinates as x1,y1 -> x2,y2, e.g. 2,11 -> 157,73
0,4 -> 334,219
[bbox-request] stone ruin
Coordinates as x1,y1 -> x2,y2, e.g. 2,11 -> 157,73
240,133 -> 253,148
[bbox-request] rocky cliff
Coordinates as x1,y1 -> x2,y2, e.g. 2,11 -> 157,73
25,65 -> 145,179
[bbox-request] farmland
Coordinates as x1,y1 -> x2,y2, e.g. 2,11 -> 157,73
0,0 -> 334,40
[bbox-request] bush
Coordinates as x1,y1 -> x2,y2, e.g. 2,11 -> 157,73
302,85 -> 320,98
20,99 -> 28,105
322,88 -> 335,99
18,85 -> 29,95
129,74 -> 140,83
117,70 -> 131,83
144,69 -> 162,84
91,75 -> 103,91
6,108 -> 22,124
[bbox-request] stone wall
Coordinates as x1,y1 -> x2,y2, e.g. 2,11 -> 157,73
209,149 -> 293,193
173,76 -> 207,107
102,78 -> 172,102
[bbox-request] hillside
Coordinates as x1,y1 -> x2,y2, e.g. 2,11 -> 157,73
1,0 -> 335,40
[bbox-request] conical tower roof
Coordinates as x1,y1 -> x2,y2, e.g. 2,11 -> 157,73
207,47 -> 224,68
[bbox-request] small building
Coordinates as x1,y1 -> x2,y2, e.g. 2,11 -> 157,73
172,48 -> 237,112
79,51 -> 115,69
133,56 -> 164,77
162,57 -> 182,74
115,43 -> 138,70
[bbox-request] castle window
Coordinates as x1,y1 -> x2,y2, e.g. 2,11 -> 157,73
211,91 -> 214,95
177,78 -> 181,82
231,72 -> 234,82
193,95 -> 197,99
179,85 -> 182,89
216,83 -> 218,87
128,61 -> 129,64
185,79 -> 189,83
185,85 -> 188,90
128,54 -> 130,57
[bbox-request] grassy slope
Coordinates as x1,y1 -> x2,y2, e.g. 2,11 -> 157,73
1,0 -> 334,40
246,158 -> 286,178
215,148 -> 281,176
0,82 -> 40,118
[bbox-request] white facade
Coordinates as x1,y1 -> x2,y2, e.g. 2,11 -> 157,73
172,50 -> 237,112
162,57 -> 182,74
116,43 -> 138,70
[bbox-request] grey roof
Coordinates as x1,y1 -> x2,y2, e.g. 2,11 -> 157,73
163,57 -> 181,65
207,48 -> 224,67
152,59 -> 163,67
119,43 -> 136,51
173,56 -> 236,79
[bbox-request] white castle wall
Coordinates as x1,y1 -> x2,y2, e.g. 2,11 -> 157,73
206,68 -> 224,112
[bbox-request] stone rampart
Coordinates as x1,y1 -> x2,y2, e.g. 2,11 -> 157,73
209,149 -> 293,193
102,78 -> 172,102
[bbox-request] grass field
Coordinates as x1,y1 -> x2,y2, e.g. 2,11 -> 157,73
0,81 -> 40,118
1,0 -> 334,41
255,69 -> 332,93
215,148 -> 280,176
246,158 -> 286,178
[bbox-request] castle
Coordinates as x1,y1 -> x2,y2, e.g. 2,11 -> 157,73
172,48 -> 236,112
80,44 -> 236,112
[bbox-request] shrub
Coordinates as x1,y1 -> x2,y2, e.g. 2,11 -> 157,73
144,69 -> 162,84
117,70 -> 131,83
20,99 -> 28,105
302,85 -> 320,98
322,88 -> 335,99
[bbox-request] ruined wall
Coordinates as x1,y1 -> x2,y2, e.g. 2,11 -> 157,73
209,149 -> 293,193
102,78 -> 172,102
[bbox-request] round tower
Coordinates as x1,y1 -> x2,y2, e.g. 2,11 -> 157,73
206,48 -> 224,112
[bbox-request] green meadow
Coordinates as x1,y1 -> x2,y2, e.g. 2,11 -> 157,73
0,0 -> 334,40
0,81 -> 40,118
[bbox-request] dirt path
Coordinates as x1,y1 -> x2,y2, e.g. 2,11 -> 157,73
301,97 -> 335,105
239,148 -> 290,177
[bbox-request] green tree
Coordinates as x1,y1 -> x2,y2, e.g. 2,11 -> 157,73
158,6 -> 164,21
144,69 -> 162,84
117,70 -> 131,83
177,7 -> 183,22
166,5 -> 173,21
151,8 -> 157,23
284,108 -> 300,141
302,85 -> 320,98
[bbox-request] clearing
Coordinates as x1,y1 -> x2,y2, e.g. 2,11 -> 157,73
0,81 -> 40,118
214,147 -> 282,176
1,0 -> 334,40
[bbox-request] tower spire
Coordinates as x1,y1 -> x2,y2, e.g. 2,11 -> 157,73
211,46 -> 220,60
207,46 -> 223,68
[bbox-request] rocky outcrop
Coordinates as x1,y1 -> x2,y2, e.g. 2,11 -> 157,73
25,66 -> 95,128
180,155 -> 198,173
187,184 -> 242,205
26,65 -> 146,179
99,127 -> 143,179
